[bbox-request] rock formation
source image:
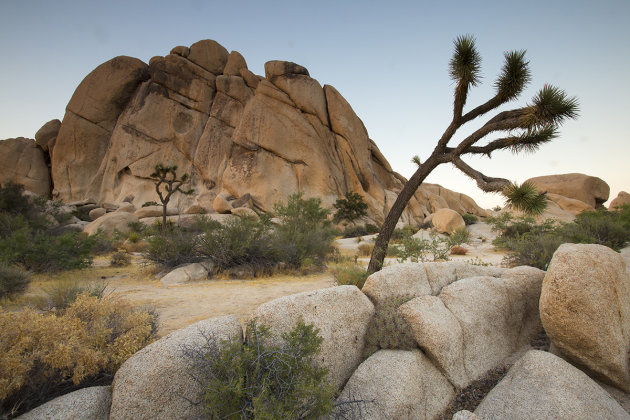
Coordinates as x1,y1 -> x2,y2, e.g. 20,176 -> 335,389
1,38 -> 488,225
526,173 -> 610,209
0,137 -> 51,197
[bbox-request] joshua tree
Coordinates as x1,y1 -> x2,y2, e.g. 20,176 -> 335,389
367,35 -> 578,275
333,192 -> 369,226
149,163 -> 194,229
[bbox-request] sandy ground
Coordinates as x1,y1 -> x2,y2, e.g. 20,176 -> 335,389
104,271 -> 336,336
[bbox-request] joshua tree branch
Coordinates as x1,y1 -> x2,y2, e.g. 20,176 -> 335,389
451,157 -> 511,192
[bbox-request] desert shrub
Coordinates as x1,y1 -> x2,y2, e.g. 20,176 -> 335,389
0,227 -> 94,272
126,231 -> 141,243
0,182 -> 31,216
447,226 -> 471,247
0,264 -> 31,300
363,295 -> 417,358
393,236 -> 429,263
272,193 -> 335,268
197,216 -> 277,273
566,208 -> 630,250
142,201 -> 158,207
127,221 -> 149,235
333,192 -> 368,225
0,294 -> 157,417
450,245 -> 468,255
342,223 -> 380,238
38,279 -> 108,311
110,251 -> 131,267
390,225 -> 420,242
462,213 -> 478,225
330,263 -> 369,289
145,227 -> 200,268
358,242 -> 374,257
187,320 -> 335,419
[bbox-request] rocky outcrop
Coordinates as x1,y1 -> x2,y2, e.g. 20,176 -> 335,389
0,137 -> 51,196
400,266 -> 545,389
337,349 -> 454,420
474,350 -> 630,420
526,173 -> 610,208
6,38 -> 485,225
540,243 -> 630,392
252,285 -> 374,389
611,191 -> 630,210
109,316 -> 242,420
16,386 -> 111,420
83,212 -> 139,236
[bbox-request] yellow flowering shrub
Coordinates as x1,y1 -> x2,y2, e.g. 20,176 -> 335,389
0,293 -> 157,417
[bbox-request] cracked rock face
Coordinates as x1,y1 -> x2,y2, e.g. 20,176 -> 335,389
44,39 -> 485,223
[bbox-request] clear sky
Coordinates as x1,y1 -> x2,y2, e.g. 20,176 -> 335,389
1,0 -> 628,208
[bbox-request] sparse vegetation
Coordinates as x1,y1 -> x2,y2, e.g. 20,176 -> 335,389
0,263 -> 31,300
0,294 -> 157,418
187,320 -> 335,419
330,263 -> 369,289
341,223 -> 380,238
363,295 -> 417,359
489,207 -> 630,269
110,251 -> 131,267
149,163 -> 194,229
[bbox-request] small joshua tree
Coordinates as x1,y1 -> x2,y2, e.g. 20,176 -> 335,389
367,35 -> 579,274
149,163 -> 194,229
333,192 -> 369,225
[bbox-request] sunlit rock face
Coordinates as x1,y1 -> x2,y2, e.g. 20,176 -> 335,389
47,39 -> 485,224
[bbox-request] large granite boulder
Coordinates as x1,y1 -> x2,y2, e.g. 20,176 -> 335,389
474,350 -> 630,420
34,118 -> 61,155
0,137 -> 51,197
110,316 -> 242,420
83,212 -> 139,236
252,285 -> 374,389
526,173 -> 610,208
432,208 -> 466,234
337,349 -> 454,420
540,243 -> 630,392
400,266 -> 545,389
17,386 -> 111,420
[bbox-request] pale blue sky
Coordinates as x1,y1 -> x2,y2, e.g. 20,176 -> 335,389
1,0 -> 628,208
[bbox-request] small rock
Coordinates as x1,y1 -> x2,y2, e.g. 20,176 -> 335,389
161,263 -> 208,285
432,208 -> 465,234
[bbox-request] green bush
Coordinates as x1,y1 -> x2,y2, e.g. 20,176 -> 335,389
197,216 -> 277,273
462,213 -> 478,225
0,226 -> 94,272
333,192 -> 368,225
363,295 -> 417,358
188,320 -> 335,419
342,223 -> 380,238
330,263 -> 369,289
390,225 -> 419,243
0,182 -> 31,216
38,279 -> 108,312
0,264 -> 31,300
447,226 -> 471,247
490,209 -> 630,270
272,193 -> 335,268
145,228 -> 199,268
142,201 -> 158,207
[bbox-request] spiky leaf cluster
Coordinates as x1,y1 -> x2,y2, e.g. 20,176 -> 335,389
503,181 -> 548,215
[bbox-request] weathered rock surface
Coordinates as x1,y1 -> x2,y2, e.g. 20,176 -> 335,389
110,316 -> 242,420
432,208 -> 466,234
89,207 -> 106,220
35,119 -> 61,154
474,350 -> 630,420
400,266 -> 545,389
160,263 -> 208,285
453,410 -> 479,420
52,56 -> 149,201
337,349 -> 454,420
361,261 -> 505,306
546,192 -> 594,214
134,205 -> 178,218
540,243 -> 630,392
0,137 -> 51,196
17,386 -> 111,420
16,38 -> 486,225
526,173 -> 610,208
83,211 -> 139,236
252,285 -> 374,389
611,191 -> 630,210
